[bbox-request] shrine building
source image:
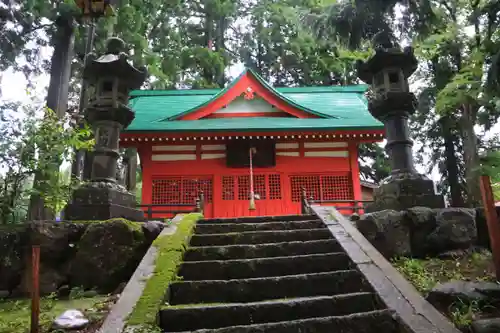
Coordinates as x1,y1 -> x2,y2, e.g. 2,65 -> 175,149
120,69 -> 384,219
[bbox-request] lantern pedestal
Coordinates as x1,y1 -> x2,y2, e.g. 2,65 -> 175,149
64,182 -> 145,221
365,173 -> 445,213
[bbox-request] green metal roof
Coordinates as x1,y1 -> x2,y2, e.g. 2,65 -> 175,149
125,69 -> 382,133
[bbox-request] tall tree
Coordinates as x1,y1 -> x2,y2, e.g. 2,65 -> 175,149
414,0 -> 500,206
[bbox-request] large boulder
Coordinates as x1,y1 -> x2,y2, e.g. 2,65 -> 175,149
69,219 -> 147,292
142,220 -> 166,243
27,221 -> 86,266
471,318 -> 500,333
405,206 -> 437,257
0,224 -> 28,294
14,221 -> 87,296
356,210 -> 411,258
427,208 -> 477,255
426,281 -> 500,312
18,264 -> 66,296
475,207 -> 500,250
357,207 -> 480,259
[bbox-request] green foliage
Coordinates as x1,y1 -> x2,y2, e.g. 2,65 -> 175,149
480,150 -> 500,200
392,253 -> 496,329
392,250 -> 495,294
0,99 -> 93,224
126,213 -> 202,329
0,295 -> 108,333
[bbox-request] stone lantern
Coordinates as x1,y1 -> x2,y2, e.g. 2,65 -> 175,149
64,37 -> 147,221
356,32 -> 445,212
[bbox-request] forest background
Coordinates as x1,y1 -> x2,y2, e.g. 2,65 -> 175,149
1,0 -> 500,223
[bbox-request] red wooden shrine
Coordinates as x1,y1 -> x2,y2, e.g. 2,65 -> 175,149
120,69 -> 384,218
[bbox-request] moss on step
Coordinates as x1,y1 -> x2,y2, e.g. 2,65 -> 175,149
162,302 -> 225,309
70,218 -> 142,229
126,213 -> 202,327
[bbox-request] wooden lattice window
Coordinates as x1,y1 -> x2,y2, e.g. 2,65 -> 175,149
152,178 -> 180,204
237,176 -> 250,200
152,176 -> 212,204
269,174 -> 282,199
222,176 -> 235,200
321,175 -> 353,201
197,178 -> 213,202
230,174 -> 282,201
290,174 -> 353,202
290,175 -> 321,202
254,175 -> 266,199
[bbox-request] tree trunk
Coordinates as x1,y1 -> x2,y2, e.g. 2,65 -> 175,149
460,103 -> 481,207
28,15 -> 75,221
439,116 -> 464,206
203,1 -> 214,84
215,16 -> 227,87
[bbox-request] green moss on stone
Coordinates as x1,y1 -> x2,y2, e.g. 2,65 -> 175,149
127,213 -> 202,327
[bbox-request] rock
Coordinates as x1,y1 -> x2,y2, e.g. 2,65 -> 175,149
83,290 -> 99,298
57,285 -> 71,298
18,264 -> 66,296
0,290 -> 9,299
427,208 -> 477,255
471,318 -> 500,333
436,248 -> 471,260
349,213 -> 360,221
52,309 -> 89,330
69,220 -> 147,292
475,207 -> 500,250
426,281 -> 500,311
405,206 -> 437,257
142,220 -> 165,242
28,221 -> 86,266
356,210 -> 411,259
0,224 -> 28,292
113,282 -> 127,295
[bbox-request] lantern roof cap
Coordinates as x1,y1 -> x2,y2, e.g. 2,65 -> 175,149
356,31 -> 418,84
83,37 -> 147,90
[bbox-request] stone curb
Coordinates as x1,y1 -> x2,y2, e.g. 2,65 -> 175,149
312,205 -> 461,333
97,214 -> 186,333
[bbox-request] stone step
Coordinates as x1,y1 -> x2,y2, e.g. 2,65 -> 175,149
169,310 -> 400,333
183,239 -> 343,262
178,252 -> 352,280
194,219 -> 324,234
160,292 -> 383,332
189,228 -> 332,247
168,270 -> 370,305
198,214 -> 318,224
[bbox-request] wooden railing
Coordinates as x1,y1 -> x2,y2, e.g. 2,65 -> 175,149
139,192 -> 205,220
301,188 -> 373,215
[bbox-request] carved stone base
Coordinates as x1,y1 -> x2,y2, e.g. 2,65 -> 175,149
64,182 -> 145,221
365,172 -> 445,213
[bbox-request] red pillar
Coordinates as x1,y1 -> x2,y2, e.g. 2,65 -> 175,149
349,143 -> 362,214
479,175 -> 500,281
139,145 -> 153,206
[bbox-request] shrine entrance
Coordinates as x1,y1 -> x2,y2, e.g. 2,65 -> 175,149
215,172 -> 292,218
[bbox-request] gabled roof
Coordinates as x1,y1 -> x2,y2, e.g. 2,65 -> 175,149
166,68 -> 329,120
125,68 -> 383,133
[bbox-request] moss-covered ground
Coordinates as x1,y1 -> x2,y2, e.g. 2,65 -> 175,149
126,213 -> 202,329
0,293 -> 115,333
392,249 -> 498,330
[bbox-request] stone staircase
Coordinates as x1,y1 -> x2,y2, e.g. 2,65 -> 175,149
158,214 -> 408,332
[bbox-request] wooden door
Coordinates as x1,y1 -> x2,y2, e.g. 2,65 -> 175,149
217,173 -> 290,218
